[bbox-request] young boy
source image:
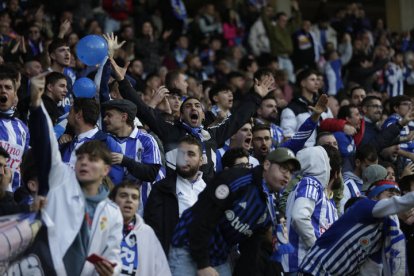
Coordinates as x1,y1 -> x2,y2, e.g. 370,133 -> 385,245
110,180 -> 171,276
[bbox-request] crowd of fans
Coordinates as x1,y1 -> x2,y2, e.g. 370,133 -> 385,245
1,0 -> 414,275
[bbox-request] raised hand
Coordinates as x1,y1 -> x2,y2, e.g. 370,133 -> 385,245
309,94 -> 328,122
58,19 -> 72,38
148,86 -> 169,108
109,57 -> 129,81
254,75 -> 274,98
30,72 -> 48,107
103,33 -> 126,58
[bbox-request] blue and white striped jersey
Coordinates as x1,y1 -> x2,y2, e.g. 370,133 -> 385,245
283,176 -> 338,272
0,117 -> 30,191
113,127 -> 162,176
385,62 -> 408,97
112,127 -> 164,209
299,199 -> 387,276
339,171 -> 363,213
382,113 -> 414,154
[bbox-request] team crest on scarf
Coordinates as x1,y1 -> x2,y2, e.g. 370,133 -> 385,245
120,232 -> 138,275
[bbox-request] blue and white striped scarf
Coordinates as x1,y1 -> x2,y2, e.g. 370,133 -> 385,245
383,215 -> 407,276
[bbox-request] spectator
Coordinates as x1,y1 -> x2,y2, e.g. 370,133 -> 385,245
300,179 -> 410,276
135,20 -> 169,75
282,145 -> 341,273
112,57 -> 272,182
248,5 -> 272,57
102,99 -> 163,209
339,144 -> 378,213
262,0 -> 302,82
60,98 -> 124,185
127,58 -> 145,93
349,85 -> 366,107
170,147 -> 301,276
204,83 -> 233,127
165,70 -> 188,96
0,146 -> 43,215
42,71 -> 67,126
0,66 -> 30,191
221,147 -> 251,169
291,20 -> 316,71
255,94 -> 284,145
215,122 -> 260,172
144,136 -> 206,255
384,50 -> 414,97
198,3 -> 222,39
280,68 -> 331,146
110,180 -> 171,276
28,76 -> 123,275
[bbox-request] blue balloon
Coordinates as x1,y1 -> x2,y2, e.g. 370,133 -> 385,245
76,35 -> 108,66
73,78 -> 96,98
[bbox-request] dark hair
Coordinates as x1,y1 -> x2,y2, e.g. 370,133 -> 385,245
316,131 -> 334,145
322,144 -> 342,177
109,179 -> 140,201
75,140 -> 112,165
350,86 -> 365,98
179,96 -> 201,114
361,95 -> 381,107
0,64 -> 18,89
344,196 -> 364,212
275,12 -> 287,20
253,68 -> 273,81
209,83 -> 232,104
178,135 -> 203,157
221,148 -> 250,169
390,95 -> 411,110
73,98 -> 100,126
46,71 -> 66,88
48,38 -> 68,56
239,57 -> 256,72
379,160 -> 395,172
165,70 -> 182,91
337,104 -> 358,120
355,144 -> 378,163
20,149 -> 37,185
252,123 -> 271,133
0,146 -> 10,159
296,68 -> 318,87
145,72 -> 160,83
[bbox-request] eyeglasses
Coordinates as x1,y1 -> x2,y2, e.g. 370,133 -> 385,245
400,102 -> 412,106
367,104 -> 383,110
233,162 -> 253,169
275,163 -> 295,174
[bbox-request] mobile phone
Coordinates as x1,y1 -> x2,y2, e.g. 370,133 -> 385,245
86,254 -> 117,267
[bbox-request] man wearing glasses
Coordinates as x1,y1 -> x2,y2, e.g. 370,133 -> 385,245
360,95 -> 414,148
169,147 -> 301,276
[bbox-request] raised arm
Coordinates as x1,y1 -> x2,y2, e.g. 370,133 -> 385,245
211,76 -> 273,146
373,192 -> 414,218
28,73 -> 69,195
110,58 -> 172,139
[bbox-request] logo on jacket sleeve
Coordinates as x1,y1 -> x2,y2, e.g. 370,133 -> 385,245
215,184 -> 229,199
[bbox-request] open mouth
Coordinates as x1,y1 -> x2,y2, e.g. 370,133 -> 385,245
190,113 -> 199,124
0,96 -> 7,103
261,146 -> 268,153
244,138 -> 251,145
123,206 -> 133,212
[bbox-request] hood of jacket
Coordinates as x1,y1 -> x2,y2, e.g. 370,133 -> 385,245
296,146 -> 331,188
